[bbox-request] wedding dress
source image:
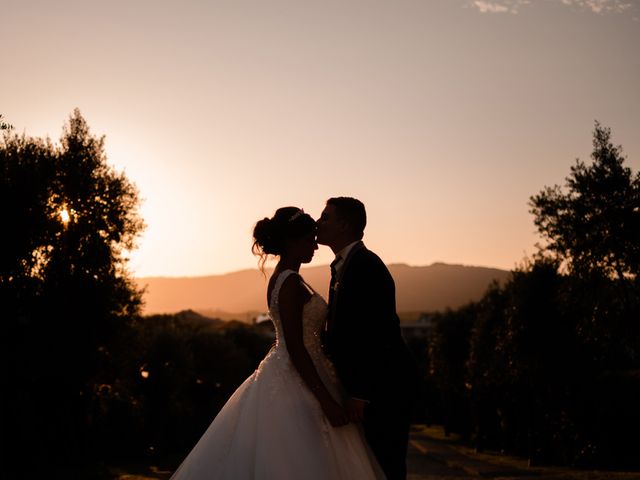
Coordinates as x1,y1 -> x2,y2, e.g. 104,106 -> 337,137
170,270 -> 385,480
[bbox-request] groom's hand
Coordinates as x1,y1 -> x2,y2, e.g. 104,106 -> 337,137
345,397 -> 368,423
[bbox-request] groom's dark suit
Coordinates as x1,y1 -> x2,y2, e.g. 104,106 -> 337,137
325,241 -> 418,480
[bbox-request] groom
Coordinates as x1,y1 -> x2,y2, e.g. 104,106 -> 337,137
317,197 -> 419,480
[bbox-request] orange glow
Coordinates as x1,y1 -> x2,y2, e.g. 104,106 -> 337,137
2,1 -> 638,278
59,208 -> 70,225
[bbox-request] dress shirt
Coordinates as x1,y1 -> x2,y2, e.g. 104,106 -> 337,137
332,241 -> 360,277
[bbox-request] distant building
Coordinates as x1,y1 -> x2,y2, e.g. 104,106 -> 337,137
253,313 -> 275,339
253,313 -> 271,325
400,313 -> 436,342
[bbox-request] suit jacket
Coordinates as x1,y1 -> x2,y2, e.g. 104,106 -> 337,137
325,242 -> 418,402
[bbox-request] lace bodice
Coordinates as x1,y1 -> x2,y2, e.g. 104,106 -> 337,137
268,270 -> 328,360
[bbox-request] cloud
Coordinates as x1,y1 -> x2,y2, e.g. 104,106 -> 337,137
565,0 -> 634,14
472,0 -> 528,13
469,0 -> 637,14
473,1 -> 512,13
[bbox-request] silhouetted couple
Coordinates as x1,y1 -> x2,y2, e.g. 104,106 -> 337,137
171,197 -> 418,480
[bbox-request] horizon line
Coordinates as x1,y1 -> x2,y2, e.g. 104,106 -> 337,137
134,261 -> 510,279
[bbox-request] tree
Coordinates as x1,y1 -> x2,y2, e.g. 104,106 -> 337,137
529,122 -> 640,279
1,108 -> 144,350
1,109 -> 144,470
0,114 -> 12,130
425,123 -> 640,469
428,305 -> 476,437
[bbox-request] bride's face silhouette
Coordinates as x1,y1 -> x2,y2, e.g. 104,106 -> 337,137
286,231 -> 318,264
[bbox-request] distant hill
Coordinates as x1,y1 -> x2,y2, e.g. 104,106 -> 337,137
144,308 -> 226,326
136,263 -> 509,321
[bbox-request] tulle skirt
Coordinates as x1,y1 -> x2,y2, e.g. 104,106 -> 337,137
170,346 -> 385,480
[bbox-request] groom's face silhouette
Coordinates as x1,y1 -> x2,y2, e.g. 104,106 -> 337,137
316,204 -> 347,250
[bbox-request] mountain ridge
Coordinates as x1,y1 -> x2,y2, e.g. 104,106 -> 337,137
136,262 -> 510,318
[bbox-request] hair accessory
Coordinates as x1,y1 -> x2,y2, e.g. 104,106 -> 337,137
288,209 -> 304,222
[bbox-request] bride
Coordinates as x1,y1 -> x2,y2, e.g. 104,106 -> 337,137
170,207 -> 385,479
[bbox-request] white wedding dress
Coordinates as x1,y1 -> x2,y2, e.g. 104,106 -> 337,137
170,270 -> 385,480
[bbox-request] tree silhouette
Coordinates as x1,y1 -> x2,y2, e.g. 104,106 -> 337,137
1,109 -> 144,472
428,305 -> 475,437
0,114 -> 12,130
530,122 -> 640,279
424,123 -> 640,468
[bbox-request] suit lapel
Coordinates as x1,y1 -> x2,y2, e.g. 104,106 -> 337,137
335,241 -> 364,287
327,241 -> 365,333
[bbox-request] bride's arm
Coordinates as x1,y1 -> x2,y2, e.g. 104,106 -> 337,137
278,275 -> 348,427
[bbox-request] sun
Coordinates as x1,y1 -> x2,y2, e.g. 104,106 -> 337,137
59,208 -> 70,224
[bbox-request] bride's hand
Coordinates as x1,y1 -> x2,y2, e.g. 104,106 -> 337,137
321,399 -> 349,427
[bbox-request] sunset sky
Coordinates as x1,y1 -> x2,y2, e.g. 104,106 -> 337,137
2,0 -> 639,277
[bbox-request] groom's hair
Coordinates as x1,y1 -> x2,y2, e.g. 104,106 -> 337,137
327,197 -> 366,239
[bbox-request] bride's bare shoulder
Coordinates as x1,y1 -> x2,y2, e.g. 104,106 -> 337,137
278,273 -> 314,306
268,270 -> 303,305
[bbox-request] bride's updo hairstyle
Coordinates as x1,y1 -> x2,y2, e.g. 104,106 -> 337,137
252,207 -> 316,272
